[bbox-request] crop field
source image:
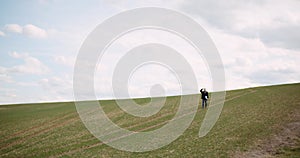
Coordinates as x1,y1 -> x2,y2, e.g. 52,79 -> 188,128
0,83 -> 299,157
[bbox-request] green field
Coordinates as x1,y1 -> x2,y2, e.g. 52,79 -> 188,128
0,83 -> 299,157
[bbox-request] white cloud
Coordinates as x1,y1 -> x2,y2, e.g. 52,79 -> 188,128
181,0 -> 300,50
182,0 -> 300,30
23,24 -> 48,39
0,31 -> 5,36
92,28 -> 212,100
38,75 -> 73,101
102,0 -> 184,10
53,55 -> 75,67
9,51 -> 28,58
5,24 -> 23,33
207,26 -> 300,89
4,24 -> 48,39
1,52 -> 50,75
10,57 -> 49,74
0,74 -> 13,83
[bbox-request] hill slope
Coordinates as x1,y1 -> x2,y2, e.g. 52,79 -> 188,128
0,83 -> 299,157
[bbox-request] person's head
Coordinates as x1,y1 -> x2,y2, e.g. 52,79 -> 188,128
203,88 -> 206,91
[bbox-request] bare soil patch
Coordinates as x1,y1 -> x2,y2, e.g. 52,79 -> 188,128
233,111 -> 300,158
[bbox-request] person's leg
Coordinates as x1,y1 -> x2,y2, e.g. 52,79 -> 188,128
202,99 -> 205,108
204,100 -> 207,108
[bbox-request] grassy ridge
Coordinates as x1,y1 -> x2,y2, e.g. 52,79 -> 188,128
0,83 -> 299,157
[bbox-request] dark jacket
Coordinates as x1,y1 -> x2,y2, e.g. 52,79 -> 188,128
200,89 -> 209,100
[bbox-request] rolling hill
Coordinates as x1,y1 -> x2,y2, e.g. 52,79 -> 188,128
0,83 -> 299,157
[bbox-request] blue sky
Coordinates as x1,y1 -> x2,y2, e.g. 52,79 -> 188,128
0,0 -> 300,104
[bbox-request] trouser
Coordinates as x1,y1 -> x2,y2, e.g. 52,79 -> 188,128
202,99 -> 208,108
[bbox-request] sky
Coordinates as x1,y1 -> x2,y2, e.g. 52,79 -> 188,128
0,0 -> 299,104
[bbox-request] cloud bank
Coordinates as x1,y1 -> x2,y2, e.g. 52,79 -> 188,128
0,0 -> 299,104
4,24 -> 48,39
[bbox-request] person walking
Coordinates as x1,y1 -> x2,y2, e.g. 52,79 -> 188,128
200,88 -> 209,108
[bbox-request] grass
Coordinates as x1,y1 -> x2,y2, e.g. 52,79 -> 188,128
0,83 -> 299,157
